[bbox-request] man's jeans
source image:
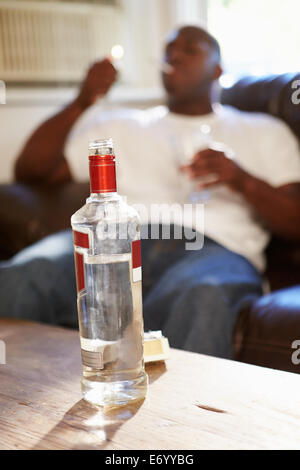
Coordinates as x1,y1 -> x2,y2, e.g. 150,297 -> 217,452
0,226 -> 263,359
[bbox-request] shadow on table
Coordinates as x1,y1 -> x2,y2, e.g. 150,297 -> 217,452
34,363 -> 166,449
145,361 -> 167,384
34,398 -> 144,450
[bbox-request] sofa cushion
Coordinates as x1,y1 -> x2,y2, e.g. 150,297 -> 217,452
234,285 -> 300,373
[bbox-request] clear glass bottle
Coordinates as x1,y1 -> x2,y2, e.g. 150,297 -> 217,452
71,138 -> 148,407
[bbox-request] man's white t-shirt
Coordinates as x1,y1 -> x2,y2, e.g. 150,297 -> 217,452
65,104 -> 300,272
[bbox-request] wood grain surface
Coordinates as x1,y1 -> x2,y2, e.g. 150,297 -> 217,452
0,318 -> 300,450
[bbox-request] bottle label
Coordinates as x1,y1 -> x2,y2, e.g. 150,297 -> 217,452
73,229 -> 90,292
74,251 -> 85,292
81,349 -> 104,370
73,230 -> 90,249
80,337 -> 119,369
132,239 -> 142,282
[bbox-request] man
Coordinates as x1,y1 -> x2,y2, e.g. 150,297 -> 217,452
4,26 -> 300,359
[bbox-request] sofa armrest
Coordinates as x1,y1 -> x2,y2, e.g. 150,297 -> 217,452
233,286 -> 300,374
0,182 -> 89,259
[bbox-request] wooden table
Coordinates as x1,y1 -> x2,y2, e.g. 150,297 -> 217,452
0,319 -> 300,450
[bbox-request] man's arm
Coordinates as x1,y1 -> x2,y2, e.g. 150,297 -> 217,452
180,148 -> 300,240
15,100 -> 83,184
15,59 -> 117,184
238,176 -> 300,240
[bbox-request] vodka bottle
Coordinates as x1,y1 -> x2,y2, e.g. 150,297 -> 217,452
71,139 -> 148,407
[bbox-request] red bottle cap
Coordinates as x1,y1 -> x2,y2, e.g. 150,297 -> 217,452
89,153 -> 117,193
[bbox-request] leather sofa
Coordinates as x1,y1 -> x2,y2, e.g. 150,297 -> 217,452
1,73 -> 300,374
221,73 -> 300,373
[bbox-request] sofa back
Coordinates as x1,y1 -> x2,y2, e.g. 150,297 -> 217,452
221,73 -> 300,141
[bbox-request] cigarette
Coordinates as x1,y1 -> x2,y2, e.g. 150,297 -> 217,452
161,61 -> 175,74
149,58 -> 175,74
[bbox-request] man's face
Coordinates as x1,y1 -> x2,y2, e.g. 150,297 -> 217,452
162,29 -> 220,101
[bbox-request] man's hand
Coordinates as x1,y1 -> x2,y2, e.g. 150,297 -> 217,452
180,148 -> 300,240
76,58 -> 117,110
15,57 -> 117,184
180,148 -> 247,192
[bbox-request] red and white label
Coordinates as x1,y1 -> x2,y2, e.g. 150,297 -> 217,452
73,230 -> 90,249
73,229 -> 90,292
132,239 -> 142,282
74,251 -> 85,292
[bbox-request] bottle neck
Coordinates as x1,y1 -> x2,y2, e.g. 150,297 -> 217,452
88,192 -> 118,200
89,154 -> 117,194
